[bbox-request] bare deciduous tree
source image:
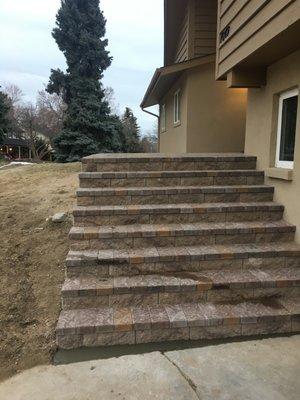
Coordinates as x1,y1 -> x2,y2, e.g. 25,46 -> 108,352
18,103 -> 52,161
3,83 -> 23,107
140,123 -> 158,153
104,86 -> 120,115
36,90 -> 66,139
3,84 -> 24,137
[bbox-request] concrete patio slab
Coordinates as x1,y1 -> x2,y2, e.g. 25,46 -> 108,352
166,335 -> 300,400
0,351 -> 198,400
0,336 -> 299,400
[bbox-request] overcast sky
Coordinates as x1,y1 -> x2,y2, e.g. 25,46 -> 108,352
0,0 -> 164,133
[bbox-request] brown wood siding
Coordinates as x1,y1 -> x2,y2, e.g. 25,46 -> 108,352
194,0 -> 217,57
174,7 -> 189,63
216,0 -> 300,78
172,0 -> 217,64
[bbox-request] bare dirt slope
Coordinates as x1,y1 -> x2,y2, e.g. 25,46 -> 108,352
0,162 -> 81,382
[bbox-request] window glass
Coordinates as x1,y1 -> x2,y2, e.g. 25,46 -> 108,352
279,95 -> 298,161
276,89 -> 298,168
174,90 -> 181,124
160,104 -> 166,132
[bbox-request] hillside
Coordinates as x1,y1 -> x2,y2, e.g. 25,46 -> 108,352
0,162 -> 81,381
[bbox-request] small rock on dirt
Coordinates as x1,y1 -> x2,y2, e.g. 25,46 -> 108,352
34,228 -> 44,232
51,213 -> 68,223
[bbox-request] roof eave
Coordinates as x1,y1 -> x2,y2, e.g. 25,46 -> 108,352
140,67 -> 163,109
141,55 -> 216,109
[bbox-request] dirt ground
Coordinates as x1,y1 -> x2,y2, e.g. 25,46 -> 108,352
0,162 -> 81,382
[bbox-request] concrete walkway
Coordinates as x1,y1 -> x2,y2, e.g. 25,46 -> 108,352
1,336 -> 299,400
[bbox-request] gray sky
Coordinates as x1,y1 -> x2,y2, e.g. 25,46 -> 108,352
0,0 -> 164,133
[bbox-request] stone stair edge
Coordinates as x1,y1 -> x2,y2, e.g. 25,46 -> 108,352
69,220 -> 296,240
79,170 -> 263,178
82,153 -> 257,163
66,242 -> 300,266
56,297 -> 300,336
61,267 -> 300,297
76,185 -> 273,197
73,202 -> 284,216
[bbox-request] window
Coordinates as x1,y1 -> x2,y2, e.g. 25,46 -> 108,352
276,89 -> 298,169
174,89 -> 181,125
160,104 -> 166,133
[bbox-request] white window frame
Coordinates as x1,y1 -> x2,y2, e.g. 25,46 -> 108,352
174,89 -> 181,125
276,88 -> 298,169
160,104 -> 166,133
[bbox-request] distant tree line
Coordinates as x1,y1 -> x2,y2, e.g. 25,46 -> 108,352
0,83 -> 157,162
0,84 -> 65,161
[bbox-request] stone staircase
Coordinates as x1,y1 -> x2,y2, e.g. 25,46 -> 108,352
56,154 -> 300,349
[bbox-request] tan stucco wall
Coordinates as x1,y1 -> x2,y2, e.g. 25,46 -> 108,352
186,63 -> 247,152
245,49 -> 300,242
159,62 -> 247,153
159,74 -> 188,153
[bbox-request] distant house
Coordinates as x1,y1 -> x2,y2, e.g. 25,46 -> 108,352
141,0 -> 247,153
0,137 -> 32,160
0,134 -> 53,161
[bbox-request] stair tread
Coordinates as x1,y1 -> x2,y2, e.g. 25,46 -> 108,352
73,201 -> 284,215
77,185 -> 272,196
80,170 -> 263,178
56,296 -> 300,335
68,242 -> 300,264
70,220 -> 295,240
83,153 -> 256,162
62,267 -> 300,297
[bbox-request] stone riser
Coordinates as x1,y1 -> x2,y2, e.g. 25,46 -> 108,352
66,256 -> 300,278
56,295 -> 299,349
74,210 -> 283,226
79,176 -> 263,188
57,320 -> 299,349
70,232 -> 295,251
77,191 -> 272,207
62,286 -> 300,310
82,160 -> 257,173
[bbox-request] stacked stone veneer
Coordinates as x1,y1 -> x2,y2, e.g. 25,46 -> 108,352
57,154 -> 300,349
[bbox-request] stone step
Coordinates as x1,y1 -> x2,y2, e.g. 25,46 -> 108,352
61,267 -> 300,310
76,185 -> 272,206
79,170 -> 264,188
82,153 -> 257,172
66,242 -> 300,278
56,297 -> 300,349
73,202 -> 284,226
69,221 -> 295,251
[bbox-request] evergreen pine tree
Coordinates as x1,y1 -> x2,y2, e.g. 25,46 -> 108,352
47,0 -> 120,162
0,89 -> 11,144
121,107 -> 142,153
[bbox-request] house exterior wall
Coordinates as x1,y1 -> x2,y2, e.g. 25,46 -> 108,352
186,62 -> 246,152
244,49 -> 300,242
159,63 -> 247,153
159,74 -> 189,153
216,0 -> 300,79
